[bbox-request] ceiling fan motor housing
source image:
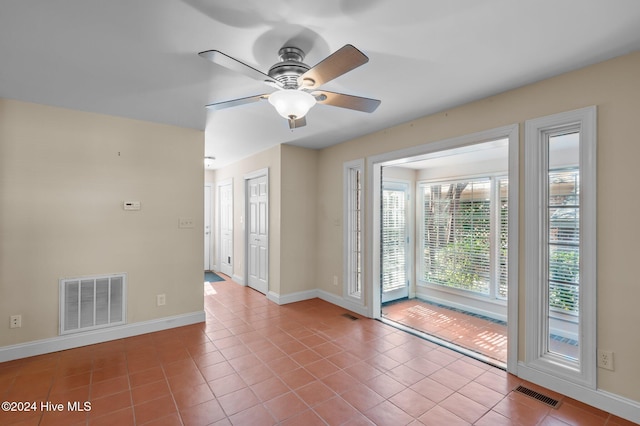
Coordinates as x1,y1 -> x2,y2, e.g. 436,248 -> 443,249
199,43 -> 380,127
268,47 -> 310,89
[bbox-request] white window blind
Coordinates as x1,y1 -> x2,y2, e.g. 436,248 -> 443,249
382,188 -> 406,291
498,178 -> 509,299
344,160 -> 364,301
420,176 -> 508,298
548,168 -> 580,315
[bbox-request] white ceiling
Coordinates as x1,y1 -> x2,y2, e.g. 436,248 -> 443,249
2,1 -> 640,169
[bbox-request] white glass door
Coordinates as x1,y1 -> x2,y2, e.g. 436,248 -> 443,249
381,182 -> 409,303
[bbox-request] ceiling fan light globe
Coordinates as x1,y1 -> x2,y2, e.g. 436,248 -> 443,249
268,89 -> 316,120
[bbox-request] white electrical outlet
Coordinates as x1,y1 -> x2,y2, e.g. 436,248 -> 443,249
597,349 -> 614,370
156,294 -> 166,306
10,315 -> 21,328
333,276 -> 338,286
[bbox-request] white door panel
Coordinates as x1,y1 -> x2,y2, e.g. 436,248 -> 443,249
247,174 -> 268,294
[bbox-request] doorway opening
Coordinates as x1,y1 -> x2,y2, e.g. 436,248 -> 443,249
372,127 -> 518,371
217,179 -> 233,277
204,184 -> 213,271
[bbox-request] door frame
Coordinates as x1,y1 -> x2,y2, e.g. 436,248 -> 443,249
244,168 -> 269,294
367,124 -> 519,374
216,178 -> 233,277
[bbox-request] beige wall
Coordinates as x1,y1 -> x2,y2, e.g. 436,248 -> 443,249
280,145 -> 318,295
0,99 -> 204,347
383,166 -> 416,182
315,51 -> 640,402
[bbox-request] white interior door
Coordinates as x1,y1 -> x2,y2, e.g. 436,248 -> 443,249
204,184 -> 212,271
219,181 -> 233,277
247,174 -> 268,294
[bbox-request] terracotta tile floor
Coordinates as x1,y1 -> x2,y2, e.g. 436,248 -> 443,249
381,299 -> 508,365
0,276 -> 635,425
382,298 -> 581,367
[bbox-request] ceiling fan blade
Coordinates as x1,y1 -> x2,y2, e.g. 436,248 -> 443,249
205,94 -> 269,110
288,116 -> 307,129
298,44 -> 369,89
199,50 -> 282,89
313,90 -> 381,113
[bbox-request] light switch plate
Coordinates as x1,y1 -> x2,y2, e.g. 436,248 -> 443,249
178,217 -> 194,228
123,201 -> 141,211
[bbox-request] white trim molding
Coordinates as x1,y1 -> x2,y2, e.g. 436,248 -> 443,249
266,288 -> 369,317
317,289 -> 369,317
524,106 -> 597,389
518,362 -> 640,424
268,289 -> 317,306
0,311 -> 205,363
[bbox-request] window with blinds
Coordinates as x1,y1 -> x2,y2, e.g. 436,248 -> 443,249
548,168 -> 580,315
382,188 -> 407,292
344,159 -> 364,301
524,106 -> 596,387
498,178 -> 509,299
420,176 -> 507,298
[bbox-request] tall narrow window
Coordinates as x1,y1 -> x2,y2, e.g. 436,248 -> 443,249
525,106 -> 596,388
497,177 -> 509,300
344,159 -> 364,302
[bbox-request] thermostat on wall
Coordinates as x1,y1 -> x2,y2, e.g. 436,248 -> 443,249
123,201 -> 141,211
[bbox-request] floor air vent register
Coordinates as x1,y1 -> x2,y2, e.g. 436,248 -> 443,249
341,313 -> 359,321
514,385 -> 562,409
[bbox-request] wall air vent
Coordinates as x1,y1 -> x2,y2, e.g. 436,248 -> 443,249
59,273 -> 126,335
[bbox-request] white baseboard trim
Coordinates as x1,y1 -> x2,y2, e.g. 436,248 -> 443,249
518,362 -> 640,424
0,311 -> 206,363
316,290 -> 368,317
267,289 -> 317,305
231,274 -> 245,285
264,289 -> 369,318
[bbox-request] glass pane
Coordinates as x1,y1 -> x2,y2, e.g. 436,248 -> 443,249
382,189 -> 406,291
422,179 -> 491,294
547,132 -> 580,360
498,178 -> 509,299
347,167 -> 362,298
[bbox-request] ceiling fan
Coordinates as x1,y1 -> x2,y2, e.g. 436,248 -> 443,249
198,44 -> 381,129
